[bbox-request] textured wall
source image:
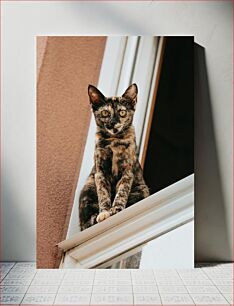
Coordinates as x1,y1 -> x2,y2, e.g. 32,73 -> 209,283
37,37 -> 106,268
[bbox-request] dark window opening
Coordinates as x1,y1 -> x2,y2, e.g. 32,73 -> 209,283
144,37 -> 194,194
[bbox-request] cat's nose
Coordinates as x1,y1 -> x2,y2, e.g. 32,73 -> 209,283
110,117 -> 118,125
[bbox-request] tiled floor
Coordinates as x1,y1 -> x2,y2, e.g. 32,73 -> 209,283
0,262 -> 233,305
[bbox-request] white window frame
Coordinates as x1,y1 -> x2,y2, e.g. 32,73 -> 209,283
59,174 -> 194,269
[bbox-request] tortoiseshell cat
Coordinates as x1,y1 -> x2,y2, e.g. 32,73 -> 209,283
79,84 -> 149,231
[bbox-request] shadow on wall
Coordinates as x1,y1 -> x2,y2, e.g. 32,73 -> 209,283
194,44 -> 231,261
67,2 -> 147,34
1,168 -> 35,261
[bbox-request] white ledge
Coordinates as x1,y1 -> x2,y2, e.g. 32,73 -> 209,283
58,174 -> 194,269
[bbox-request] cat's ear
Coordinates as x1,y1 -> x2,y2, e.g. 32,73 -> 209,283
88,85 -> 105,106
122,83 -> 138,103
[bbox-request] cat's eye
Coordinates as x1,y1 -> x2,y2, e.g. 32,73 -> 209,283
101,110 -> 110,117
119,110 -> 127,117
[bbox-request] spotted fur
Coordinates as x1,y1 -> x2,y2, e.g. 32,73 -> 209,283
79,84 -> 149,231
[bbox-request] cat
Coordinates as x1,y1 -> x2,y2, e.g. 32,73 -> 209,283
79,84 -> 149,231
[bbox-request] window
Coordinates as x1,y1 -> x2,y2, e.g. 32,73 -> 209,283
66,36 -> 165,239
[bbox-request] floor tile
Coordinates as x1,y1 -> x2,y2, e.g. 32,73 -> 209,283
134,294 -> 161,305
14,262 -> 36,268
92,285 -> 132,293
27,285 -> 59,294
186,285 -> 219,293
220,263 -> 233,269
190,293 -> 229,304
62,278 -> 93,285
90,294 -> 133,305
179,274 -> 209,280
58,285 -> 92,294
0,272 -> 9,280
203,271 -> 225,276
66,269 -> 95,274
133,285 -> 158,294
207,273 -> 233,279
155,272 -> 180,277
34,274 -> 64,280
132,270 -> 154,276
96,270 -> 130,277
0,285 -> 28,294
133,270 -> 155,278
95,275 -> 132,280
181,279 -> 213,285
93,278 -> 131,285
154,269 -> 177,275
223,293 -> 233,304
36,269 -> 64,274
160,294 -> 194,305
201,266 -> 223,271
209,275 -> 233,282
96,268 -> 129,272
158,285 -> 188,294
0,261 -> 233,306
0,294 -> 24,305
176,269 -> 200,273
132,278 -> 156,285
176,269 -> 202,274
212,279 -> 233,285
21,293 -> 55,305
54,294 -> 90,305
31,278 -> 62,286
132,278 -> 155,284
155,275 -> 181,280
0,279 -> 32,286
0,262 -> 15,269
4,272 -> 35,280
6,270 -> 35,276
64,271 -> 94,278
217,285 -> 233,293
0,267 -> 13,275
63,273 -> 93,281
11,266 -> 36,272
156,279 -> 184,285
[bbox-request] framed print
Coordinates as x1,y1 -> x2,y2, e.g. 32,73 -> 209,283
37,36 -> 194,269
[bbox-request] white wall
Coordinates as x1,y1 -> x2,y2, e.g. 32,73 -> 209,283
140,221 -> 194,269
2,1 -> 232,261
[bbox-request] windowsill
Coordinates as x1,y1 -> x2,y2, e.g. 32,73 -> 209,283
58,174 -> 194,269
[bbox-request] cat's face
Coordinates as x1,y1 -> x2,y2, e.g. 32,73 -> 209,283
88,84 -> 138,136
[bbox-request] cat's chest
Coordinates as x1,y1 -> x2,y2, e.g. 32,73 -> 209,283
96,141 -> 133,177
110,143 -> 129,176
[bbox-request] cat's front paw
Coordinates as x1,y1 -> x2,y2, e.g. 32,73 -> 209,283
110,205 -> 124,216
96,211 -> 110,223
